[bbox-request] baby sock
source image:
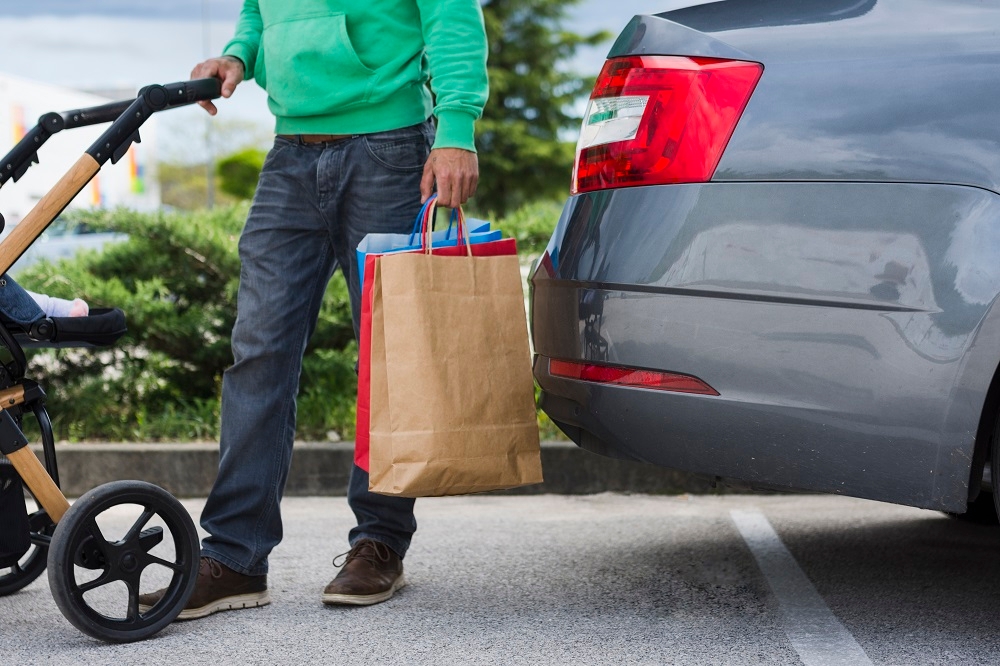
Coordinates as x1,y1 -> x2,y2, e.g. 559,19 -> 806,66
27,291 -> 89,318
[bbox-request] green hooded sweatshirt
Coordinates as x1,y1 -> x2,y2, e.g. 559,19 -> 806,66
222,0 -> 488,152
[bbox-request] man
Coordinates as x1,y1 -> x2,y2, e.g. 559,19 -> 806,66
140,0 -> 488,618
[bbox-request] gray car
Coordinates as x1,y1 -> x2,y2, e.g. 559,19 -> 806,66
530,0 -> 1000,519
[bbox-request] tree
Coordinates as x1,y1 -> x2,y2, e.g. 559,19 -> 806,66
159,162 -> 239,210
15,206 -> 358,441
158,117 -> 271,210
217,148 -> 267,200
476,0 -> 609,216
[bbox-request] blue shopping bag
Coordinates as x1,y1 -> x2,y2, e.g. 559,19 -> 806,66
356,196 -> 500,286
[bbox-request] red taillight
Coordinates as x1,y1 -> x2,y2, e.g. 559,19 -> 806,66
572,55 -> 762,194
549,359 -> 719,396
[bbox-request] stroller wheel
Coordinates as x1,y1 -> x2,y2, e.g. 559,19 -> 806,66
47,480 -> 199,643
0,512 -> 52,596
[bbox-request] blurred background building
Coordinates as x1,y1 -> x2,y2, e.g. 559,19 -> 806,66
0,72 -> 160,225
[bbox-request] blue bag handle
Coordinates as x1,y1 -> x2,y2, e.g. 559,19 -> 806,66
408,194 -> 461,244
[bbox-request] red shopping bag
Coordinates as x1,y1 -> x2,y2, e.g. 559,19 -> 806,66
354,203 -> 518,471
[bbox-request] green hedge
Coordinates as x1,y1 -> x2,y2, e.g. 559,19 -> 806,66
15,202 -> 562,442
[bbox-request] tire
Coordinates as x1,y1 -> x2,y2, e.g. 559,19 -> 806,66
948,491 -> 999,525
993,422 -> 1000,523
947,411 -> 1000,525
0,522 -> 49,595
0,498 -> 56,596
47,480 -> 199,643
0,402 -> 60,595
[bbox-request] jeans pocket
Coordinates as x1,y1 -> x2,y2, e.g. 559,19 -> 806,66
260,137 -> 295,170
363,132 -> 429,173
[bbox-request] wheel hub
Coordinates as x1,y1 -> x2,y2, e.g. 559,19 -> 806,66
119,553 -> 138,573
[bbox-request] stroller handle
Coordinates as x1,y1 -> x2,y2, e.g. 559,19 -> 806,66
62,78 -> 221,128
155,77 -> 223,107
0,78 -> 224,274
62,100 -> 134,129
1,79 -> 224,189
85,78 -> 221,166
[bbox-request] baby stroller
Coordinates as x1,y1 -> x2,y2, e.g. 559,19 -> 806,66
0,79 -> 221,642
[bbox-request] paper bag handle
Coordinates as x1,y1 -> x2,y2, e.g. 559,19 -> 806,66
408,194 -> 464,245
421,196 -> 472,257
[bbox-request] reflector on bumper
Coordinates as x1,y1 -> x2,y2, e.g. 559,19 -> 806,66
548,358 -> 719,395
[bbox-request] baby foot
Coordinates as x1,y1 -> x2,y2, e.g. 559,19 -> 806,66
68,298 -> 89,317
27,291 -> 90,318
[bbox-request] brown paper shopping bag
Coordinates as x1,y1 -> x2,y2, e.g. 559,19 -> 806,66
367,216 -> 542,497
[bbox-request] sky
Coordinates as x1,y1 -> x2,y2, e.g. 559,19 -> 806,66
0,0 -> 694,160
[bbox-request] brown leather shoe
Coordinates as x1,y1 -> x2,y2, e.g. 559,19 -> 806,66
322,539 -> 405,606
138,556 -> 270,620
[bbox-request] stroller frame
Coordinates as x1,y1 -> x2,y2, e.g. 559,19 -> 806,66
0,78 -> 220,643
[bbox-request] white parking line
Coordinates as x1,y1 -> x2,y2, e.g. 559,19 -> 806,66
730,509 -> 873,666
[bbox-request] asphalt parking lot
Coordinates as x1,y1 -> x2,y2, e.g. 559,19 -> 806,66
3,493 -> 1000,665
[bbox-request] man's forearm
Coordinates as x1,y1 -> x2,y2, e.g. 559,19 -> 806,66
415,0 -> 489,151
221,0 -> 263,79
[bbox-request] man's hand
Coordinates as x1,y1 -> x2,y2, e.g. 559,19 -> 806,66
190,56 -> 245,115
420,148 -> 479,208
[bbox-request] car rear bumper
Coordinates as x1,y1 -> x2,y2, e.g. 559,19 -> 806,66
530,182 -> 1000,512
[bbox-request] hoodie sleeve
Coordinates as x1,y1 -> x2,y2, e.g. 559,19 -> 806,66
415,0 -> 490,151
221,0 -> 263,79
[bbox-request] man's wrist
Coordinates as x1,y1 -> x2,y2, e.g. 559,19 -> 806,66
220,42 -> 254,75
221,55 -> 246,71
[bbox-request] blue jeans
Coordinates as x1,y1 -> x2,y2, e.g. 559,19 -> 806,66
200,120 -> 434,576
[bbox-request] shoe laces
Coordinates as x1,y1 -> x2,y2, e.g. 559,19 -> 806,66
332,540 -> 392,569
200,556 -> 225,579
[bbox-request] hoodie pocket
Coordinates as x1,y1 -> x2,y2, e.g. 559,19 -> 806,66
260,12 -> 377,117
